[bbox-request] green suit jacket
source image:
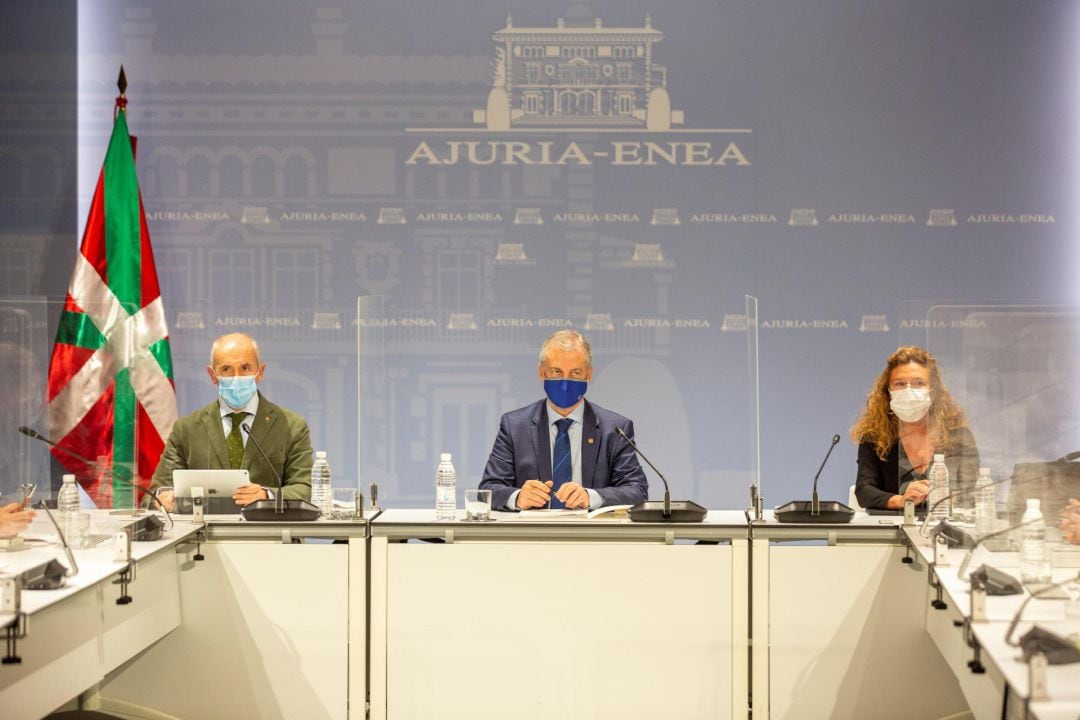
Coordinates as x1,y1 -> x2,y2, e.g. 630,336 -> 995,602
151,392 -> 313,501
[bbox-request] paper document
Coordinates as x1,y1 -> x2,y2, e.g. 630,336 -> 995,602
512,505 -> 634,521
586,504 -> 632,519
516,509 -> 588,521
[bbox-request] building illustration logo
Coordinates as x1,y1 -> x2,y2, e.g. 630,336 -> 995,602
474,14 -> 682,131
405,13 -> 751,168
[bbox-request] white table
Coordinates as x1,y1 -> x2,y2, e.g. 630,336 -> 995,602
751,512 -> 971,720
7,506 -> 1080,720
902,525 -> 1080,720
101,513 -> 375,720
368,509 -> 749,720
0,512 -> 199,720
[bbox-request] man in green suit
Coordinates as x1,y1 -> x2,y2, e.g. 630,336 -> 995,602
151,333 -> 313,511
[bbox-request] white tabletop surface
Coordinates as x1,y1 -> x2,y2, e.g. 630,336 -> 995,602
0,510 -> 198,621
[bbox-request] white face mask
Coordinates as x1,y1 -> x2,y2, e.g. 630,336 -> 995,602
890,387 -> 931,423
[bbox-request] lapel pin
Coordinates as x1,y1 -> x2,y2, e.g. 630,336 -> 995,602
587,437 -> 594,444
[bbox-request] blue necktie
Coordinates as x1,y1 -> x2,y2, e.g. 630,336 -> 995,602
550,418 -> 573,509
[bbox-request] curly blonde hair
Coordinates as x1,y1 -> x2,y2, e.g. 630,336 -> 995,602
850,346 -> 968,460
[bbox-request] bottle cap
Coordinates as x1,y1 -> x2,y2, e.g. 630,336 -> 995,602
440,452 -> 452,462
63,473 -> 75,482
1026,498 -> 1040,510
316,450 -> 327,459
978,466 -> 991,476
933,453 -> 945,462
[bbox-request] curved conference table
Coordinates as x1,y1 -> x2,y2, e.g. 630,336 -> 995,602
2,507 -> 1076,720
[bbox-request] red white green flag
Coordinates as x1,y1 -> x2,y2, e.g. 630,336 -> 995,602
47,79 -> 176,508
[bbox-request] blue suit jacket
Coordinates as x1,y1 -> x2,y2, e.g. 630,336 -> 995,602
480,399 -> 649,510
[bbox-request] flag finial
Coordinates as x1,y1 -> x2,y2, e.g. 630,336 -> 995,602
115,66 -> 129,114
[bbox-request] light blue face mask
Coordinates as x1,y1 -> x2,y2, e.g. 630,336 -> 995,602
544,379 -> 587,409
217,375 -> 258,409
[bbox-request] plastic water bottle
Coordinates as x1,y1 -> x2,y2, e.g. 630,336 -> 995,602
435,453 -> 456,521
1020,498 -> 1051,584
974,466 -> 994,538
310,451 -> 332,515
57,473 -> 80,515
927,453 -> 950,521
57,473 -> 82,544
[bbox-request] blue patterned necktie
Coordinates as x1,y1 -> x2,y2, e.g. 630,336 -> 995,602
550,417 -> 573,509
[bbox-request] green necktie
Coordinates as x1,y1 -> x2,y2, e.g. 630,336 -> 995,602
227,412 -> 247,469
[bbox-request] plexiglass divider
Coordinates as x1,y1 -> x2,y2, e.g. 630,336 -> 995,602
0,299 -> 53,507
0,297 -> 154,511
357,296 -> 387,506
745,295 -> 762,517
350,294 -> 755,513
899,301 -> 1080,552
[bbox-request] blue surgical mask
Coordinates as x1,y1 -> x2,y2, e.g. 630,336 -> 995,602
544,379 -> 587,409
217,374 -> 258,409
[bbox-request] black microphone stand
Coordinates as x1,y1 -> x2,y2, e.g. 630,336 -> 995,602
956,517 -> 1041,580
616,426 -> 706,523
20,501 -> 80,590
19,426 -> 172,539
775,434 -> 854,524
239,423 -> 321,522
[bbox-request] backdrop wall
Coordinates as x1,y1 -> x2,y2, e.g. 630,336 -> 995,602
2,0 -> 1077,508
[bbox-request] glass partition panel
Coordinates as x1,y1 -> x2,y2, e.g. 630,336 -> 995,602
656,293 -> 755,510
745,294 -> 761,509
357,296 -> 387,500
5,296 -> 371,509
0,299 -> 52,505
155,300 -> 361,503
899,302 -> 1080,546
2,297 -> 151,510
354,293 -> 753,510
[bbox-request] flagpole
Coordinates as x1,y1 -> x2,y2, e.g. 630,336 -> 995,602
112,65 -> 139,516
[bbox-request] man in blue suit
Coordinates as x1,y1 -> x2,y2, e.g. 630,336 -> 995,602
481,330 -> 648,511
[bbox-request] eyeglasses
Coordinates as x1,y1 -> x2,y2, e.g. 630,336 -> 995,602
542,368 -> 588,380
889,379 -> 929,391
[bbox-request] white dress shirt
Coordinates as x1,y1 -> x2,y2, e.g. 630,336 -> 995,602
506,401 -> 603,510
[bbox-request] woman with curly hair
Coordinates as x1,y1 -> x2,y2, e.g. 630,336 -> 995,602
851,346 -> 980,511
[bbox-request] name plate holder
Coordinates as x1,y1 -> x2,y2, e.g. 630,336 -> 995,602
1028,652 -> 1049,702
902,499 -> 915,526
934,534 -> 950,566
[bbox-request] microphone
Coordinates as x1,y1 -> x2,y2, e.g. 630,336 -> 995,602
22,500 -> 79,590
812,434 -> 841,514
239,422 -> 320,522
775,434 -> 854,524
615,425 -> 706,523
20,426 -> 102,484
918,474 -> 1013,537
20,425 -> 103,471
18,425 -> 49,443
956,516 -> 1042,581
969,564 -> 1023,596
1003,571 -> 1080,664
19,425 -> 173,535
127,513 -> 167,542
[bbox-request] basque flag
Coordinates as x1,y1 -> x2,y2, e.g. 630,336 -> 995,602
47,70 -> 177,507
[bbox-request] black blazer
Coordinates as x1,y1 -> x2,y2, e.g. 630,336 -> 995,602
855,426 -> 979,510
